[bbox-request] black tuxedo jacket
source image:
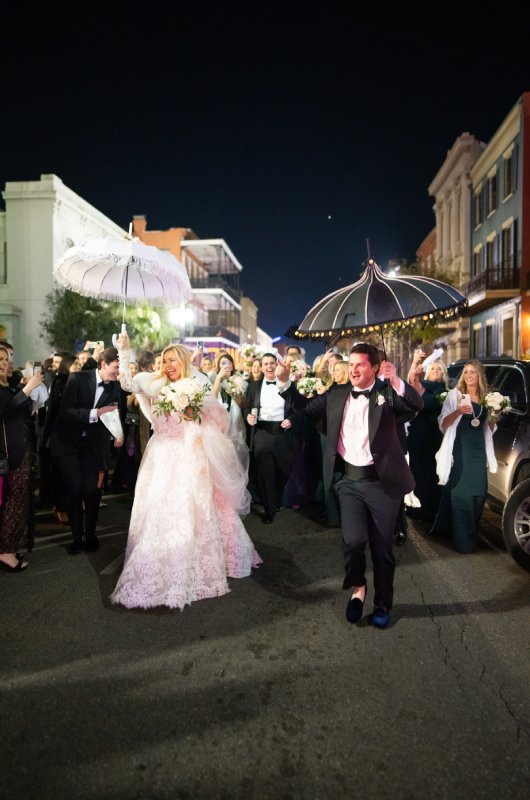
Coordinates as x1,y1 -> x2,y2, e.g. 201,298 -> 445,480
281,378 -> 423,499
50,369 -> 122,468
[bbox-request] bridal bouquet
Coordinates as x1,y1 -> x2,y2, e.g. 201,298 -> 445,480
221,372 -> 248,398
296,376 -> 318,396
239,343 -> 262,367
482,391 -> 512,416
290,359 -> 309,380
153,378 -> 211,423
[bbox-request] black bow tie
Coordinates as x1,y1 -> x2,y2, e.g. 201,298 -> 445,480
98,380 -> 111,387
351,388 -> 371,399
265,380 -> 276,385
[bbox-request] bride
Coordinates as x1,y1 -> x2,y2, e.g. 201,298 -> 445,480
110,334 -> 261,610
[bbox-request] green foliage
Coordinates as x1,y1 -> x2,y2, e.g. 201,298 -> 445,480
40,288 -> 177,353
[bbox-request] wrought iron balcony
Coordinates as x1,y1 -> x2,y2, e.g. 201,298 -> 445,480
462,261 -> 520,296
189,275 -> 241,303
191,326 -> 240,345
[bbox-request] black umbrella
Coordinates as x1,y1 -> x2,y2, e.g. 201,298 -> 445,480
290,259 -> 468,351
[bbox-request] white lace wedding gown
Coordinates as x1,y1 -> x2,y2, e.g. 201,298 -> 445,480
110,351 -> 261,610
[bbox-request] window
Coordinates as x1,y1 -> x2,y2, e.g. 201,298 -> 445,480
487,172 -> 497,215
485,324 -> 494,356
472,326 -> 481,357
473,247 -> 482,275
474,187 -> 483,226
502,225 -> 512,271
486,237 -> 496,270
504,152 -> 514,199
502,317 -> 514,357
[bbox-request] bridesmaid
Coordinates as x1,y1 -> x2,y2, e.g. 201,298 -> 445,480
429,360 -> 498,553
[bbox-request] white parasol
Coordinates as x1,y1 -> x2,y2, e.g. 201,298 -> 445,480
53,232 -> 193,340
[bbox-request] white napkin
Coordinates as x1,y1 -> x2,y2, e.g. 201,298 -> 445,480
421,348 -> 444,372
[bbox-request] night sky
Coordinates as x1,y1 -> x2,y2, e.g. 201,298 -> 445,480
3,7 -> 530,361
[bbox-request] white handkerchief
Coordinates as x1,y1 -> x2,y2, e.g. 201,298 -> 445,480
421,348 -> 444,372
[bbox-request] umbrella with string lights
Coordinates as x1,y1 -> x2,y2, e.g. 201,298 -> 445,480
289,258 -> 468,354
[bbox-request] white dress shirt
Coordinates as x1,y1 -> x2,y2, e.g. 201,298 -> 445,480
337,380 -> 405,466
89,369 -> 107,423
258,379 -> 285,421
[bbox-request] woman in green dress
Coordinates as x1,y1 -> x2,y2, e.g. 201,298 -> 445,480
429,360 -> 498,553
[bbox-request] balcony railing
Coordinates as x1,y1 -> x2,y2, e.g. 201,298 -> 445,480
189,275 -> 241,303
191,326 -> 240,345
461,260 -> 520,296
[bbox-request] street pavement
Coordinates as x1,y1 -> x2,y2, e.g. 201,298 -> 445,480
1,493 -> 529,800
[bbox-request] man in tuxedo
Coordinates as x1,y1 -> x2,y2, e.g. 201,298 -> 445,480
277,343 -> 422,628
50,346 -> 124,554
245,352 -> 294,524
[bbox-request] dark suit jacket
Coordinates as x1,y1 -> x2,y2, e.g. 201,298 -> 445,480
244,379 -> 295,451
50,369 -> 122,469
281,378 -> 423,499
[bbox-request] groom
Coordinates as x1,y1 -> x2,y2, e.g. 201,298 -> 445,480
276,343 -> 422,628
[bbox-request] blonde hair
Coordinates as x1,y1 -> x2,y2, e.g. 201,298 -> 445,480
425,360 -> 449,388
0,345 -> 9,387
151,344 -> 192,385
333,360 -> 349,384
456,360 -> 488,400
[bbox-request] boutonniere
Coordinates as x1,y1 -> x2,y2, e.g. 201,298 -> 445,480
374,392 -> 385,406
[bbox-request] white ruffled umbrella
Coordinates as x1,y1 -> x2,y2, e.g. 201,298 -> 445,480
53,233 -> 193,339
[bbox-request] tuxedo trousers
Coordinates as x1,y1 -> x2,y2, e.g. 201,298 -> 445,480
252,426 -> 293,518
337,475 -> 400,610
56,439 -> 101,543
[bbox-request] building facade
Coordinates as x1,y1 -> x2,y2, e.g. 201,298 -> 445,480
131,216 -> 261,360
465,93 -> 530,359
0,174 -> 125,362
426,133 -> 485,362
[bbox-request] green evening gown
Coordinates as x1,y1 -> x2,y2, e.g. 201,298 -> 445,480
429,401 -> 488,553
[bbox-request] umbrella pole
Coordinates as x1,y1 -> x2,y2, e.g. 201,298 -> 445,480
121,264 -> 129,333
379,329 -> 394,407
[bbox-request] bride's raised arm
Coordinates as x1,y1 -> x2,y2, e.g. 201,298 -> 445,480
116,332 -> 162,399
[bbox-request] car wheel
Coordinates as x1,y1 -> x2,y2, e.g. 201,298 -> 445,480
501,478 -> 530,572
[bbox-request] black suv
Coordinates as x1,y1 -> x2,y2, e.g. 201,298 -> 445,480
448,357 -> 530,572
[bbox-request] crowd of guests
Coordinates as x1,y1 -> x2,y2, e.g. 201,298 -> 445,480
1,335 -> 502,620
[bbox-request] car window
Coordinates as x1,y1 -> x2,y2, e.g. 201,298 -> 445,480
489,366 -> 527,413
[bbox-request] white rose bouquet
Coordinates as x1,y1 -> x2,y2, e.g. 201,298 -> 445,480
482,391 -> 512,416
153,378 -> 211,423
240,344 -> 262,367
221,372 -> 249,398
290,359 -> 309,380
296,376 -> 318,396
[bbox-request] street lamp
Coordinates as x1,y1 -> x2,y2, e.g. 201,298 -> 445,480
168,305 -> 195,340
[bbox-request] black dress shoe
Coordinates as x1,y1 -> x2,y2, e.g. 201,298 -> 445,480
345,588 -> 366,623
84,536 -> 100,552
394,530 -> 407,546
262,514 -> 273,524
372,607 -> 391,628
68,540 -> 83,555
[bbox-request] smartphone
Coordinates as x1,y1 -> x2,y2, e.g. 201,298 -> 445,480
33,361 -> 42,374
461,393 -> 471,405
197,340 -> 204,350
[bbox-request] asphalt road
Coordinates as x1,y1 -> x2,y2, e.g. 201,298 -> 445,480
1,495 -> 529,800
